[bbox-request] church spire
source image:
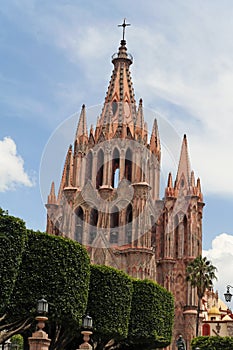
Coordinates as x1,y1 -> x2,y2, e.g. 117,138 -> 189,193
175,134 -> 191,190
75,104 -> 88,140
99,21 -> 136,131
47,181 -> 57,204
149,118 -> 161,159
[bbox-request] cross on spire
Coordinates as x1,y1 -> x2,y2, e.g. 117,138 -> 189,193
118,18 -> 131,41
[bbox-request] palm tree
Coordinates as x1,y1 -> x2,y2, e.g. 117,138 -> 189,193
186,255 -> 217,337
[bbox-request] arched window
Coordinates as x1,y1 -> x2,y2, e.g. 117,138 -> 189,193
112,148 -> 120,188
85,151 -> 93,184
89,207 -> 98,244
151,216 -> 156,247
125,148 -> 132,182
174,215 -> 179,258
112,100 -> 118,115
126,204 -> 132,244
75,207 -> 84,243
54,220 -> 60,236
183,215 -> 188,255
96,149 -> 104,188
110,206 -> 119,244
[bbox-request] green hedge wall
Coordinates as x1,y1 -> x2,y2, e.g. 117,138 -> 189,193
191,336 -> 233,349
127,279 -> 174,349
0,209 -> 27,315
87,265 -> 133,343
8,230 -> 90,326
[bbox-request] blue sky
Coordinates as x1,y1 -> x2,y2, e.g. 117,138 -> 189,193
1,0 -> 233,302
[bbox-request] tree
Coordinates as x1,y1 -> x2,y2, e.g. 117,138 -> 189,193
0,209 -> 27,343
86,265 -> 133,350
186,255 -> 217,337
4,230 -> 90,350
191,335 -> 233,349
125,279 -> 174,349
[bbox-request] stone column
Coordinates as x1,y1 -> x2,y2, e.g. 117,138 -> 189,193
78,330 -> 93,350
28,316 -> 51,350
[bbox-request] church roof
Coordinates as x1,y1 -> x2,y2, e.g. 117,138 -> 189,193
208,306 -> 220,315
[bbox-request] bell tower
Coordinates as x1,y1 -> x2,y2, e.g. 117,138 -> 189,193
46,22 -> 204,350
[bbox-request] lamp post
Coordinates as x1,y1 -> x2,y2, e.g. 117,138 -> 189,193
28,298 -> 51,350
224,285 -> 233,302
78,314 -> 93,350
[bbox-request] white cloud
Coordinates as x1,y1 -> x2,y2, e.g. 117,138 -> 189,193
0,137 -> 34,191
203,233 -> 233,307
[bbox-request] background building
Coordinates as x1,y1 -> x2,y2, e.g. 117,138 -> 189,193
202,290 -> 233,337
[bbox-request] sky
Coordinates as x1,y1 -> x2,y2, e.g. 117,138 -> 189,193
1,0 -> 233,304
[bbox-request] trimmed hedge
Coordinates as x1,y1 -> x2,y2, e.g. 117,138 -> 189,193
0,209 -> 27,315
8,231 -> 90,321
127,279 -> 174,349
8,231 -> 90,332
87,265 -> 133,343
191,336 -> 233,349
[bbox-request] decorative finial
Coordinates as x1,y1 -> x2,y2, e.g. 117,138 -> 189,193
118,18 -> 131,41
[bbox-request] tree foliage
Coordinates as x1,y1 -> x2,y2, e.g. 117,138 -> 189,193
86,265 -> 133,350
191,336 -> 233,349
186,255 -> 217,337
0,209 -> 27,316
125,279 -> 174,349
0,211 -> 174,350
5,230 -> 90,350
0,209 -> 28,344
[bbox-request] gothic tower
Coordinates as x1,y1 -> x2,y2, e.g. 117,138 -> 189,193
46,27 -> 204,350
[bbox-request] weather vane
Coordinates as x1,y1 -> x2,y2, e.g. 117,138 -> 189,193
118,18 -> 131,41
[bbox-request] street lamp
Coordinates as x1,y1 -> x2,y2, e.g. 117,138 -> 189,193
224,285 -> 233,302
28,298 -> 51,350
82,314 -> 93,329
79,314 -> 93,350
36,298 -> 49,332
37,297 -> 49,315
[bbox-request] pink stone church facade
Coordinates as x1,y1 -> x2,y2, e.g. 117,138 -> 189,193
46,33 -> 204,350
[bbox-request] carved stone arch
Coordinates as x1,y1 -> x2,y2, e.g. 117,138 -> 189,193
138,266 -> 143,279
85,149 -> 93,184
125,148 -> 132,182
89,207 -> 98,244
126,125 -> 133,139
125,203 -> 133,244
96,148 -> 104,188
151,215 -> 156,248
74,206 -> 84,243
110,205 -> 119,244
54,216 -> 62,236
132,266 -> 137,278
112,147 -> 120,188
112,100 -> 118,116
174,214 -> 179,258
183,214 -> 188,256
175,273 -> 184,285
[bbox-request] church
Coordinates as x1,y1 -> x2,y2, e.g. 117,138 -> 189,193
46,22 -> 204,350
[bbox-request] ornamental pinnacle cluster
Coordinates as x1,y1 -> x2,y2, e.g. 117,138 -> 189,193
46,23 -> 204,350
